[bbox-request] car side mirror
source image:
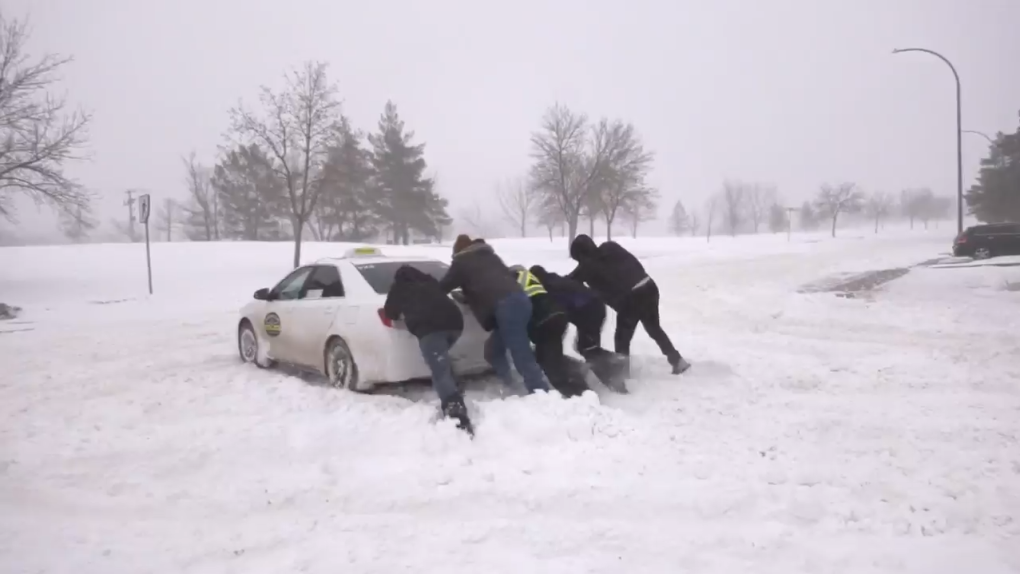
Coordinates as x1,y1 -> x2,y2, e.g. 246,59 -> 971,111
253,288 -> 270,301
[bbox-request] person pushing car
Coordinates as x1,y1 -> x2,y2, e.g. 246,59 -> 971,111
384,264 -> 472,434
439,235 -> 549,394
528,264 -> 628,391
567,234 -> 691,376
505,264 -> 590,398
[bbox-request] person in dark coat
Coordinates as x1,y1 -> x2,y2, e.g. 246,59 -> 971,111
529,264 -> 628,391
504,265 -> 590,398
439,235 -> 549,393
567,234 -> 691,376
384,264 -> 471,433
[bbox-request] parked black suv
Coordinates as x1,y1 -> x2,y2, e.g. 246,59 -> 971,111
952,223 -> 1020,259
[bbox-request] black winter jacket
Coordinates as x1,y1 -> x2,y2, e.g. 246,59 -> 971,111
439,240 -> 522,331
566,234 -> 650,310
529,265 -> 601,313
384,265 -> 464,339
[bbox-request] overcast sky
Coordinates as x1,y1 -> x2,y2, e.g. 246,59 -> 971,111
4,0 -> 1019,241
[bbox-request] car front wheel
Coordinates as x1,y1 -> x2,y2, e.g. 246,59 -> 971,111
324,336 -> 360,390
238,320 -> 274,368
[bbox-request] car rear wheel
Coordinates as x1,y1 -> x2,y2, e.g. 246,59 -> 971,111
324,336 -> 360,390
238,320 -> 274,368
974,247 -> 992,259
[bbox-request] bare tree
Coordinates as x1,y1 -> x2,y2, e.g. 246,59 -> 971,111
0,12 -> 92,222
155,198 -> 176,241
58,204 -> 96,242
720,180 -> 747,236
230,61 -> 343,267
529,104 -> 615,245
597,121 -> 655,240
815,182 -> 864,238
181,152 -> 218,241
926,195 -> 953,229
619,191 -> 657,238
496,176 -> 535,237
535,196 -> 563,242
457,199 -> 494,238
746,184 -> 776,233
865,191 -> 894,234
705,193 -> 720,242
899,188 -> 933,229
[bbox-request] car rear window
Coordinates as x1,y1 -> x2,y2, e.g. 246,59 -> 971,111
353,260 -> 450,294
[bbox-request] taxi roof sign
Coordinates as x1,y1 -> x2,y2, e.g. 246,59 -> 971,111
343,246 -> 383,258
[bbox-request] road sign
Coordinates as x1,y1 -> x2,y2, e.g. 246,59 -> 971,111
138,194 -> 151,225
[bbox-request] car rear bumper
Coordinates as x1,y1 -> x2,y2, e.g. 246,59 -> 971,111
346,323 -> 490,388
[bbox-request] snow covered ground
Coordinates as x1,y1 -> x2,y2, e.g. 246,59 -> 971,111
1,227 -> 1019,574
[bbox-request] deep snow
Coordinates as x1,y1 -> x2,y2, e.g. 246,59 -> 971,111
1,227 -> 1019,574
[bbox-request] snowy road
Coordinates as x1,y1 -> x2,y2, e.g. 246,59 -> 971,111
1,229 -> 1019,573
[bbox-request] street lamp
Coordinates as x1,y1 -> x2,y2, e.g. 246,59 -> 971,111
962,129 -> 994,146
892,47 -> 963,235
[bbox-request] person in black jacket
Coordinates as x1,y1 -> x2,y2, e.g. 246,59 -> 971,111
384,264 -> 472,434
439,235 -> 549,394
567,234 -> 691,376
506,265 -> 590,398
528,265 -> 628,391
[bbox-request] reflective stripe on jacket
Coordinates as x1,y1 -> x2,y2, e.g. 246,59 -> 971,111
516,270 -> 547,297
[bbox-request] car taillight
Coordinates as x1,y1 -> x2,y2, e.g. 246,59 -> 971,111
955,234 -> 967,244
377,308 -> 393,328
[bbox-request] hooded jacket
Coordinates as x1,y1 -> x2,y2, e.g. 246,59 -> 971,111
566,234 -> 650,309
529,265 -> 600,313
384,264 -> 464,339
439,239 -> 522,331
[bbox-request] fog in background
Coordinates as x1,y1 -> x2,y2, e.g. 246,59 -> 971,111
2,0 -> 1018,243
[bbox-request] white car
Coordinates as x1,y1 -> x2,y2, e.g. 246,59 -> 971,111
236,246 -> 490,390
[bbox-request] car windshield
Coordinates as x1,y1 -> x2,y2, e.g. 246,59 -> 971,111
353,260 -> 450,294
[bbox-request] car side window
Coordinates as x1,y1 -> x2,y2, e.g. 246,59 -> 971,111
301,265 -> 345,299
272,267 -> 314,301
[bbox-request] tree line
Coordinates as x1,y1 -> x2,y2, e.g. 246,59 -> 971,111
172,63 -> 450,267
661,182 -> 957,240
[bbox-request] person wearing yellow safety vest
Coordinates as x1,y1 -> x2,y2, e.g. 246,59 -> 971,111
502,265 -> 590,398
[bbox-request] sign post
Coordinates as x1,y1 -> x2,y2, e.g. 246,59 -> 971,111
786,207 -> 797,242
138,194 -> 153,295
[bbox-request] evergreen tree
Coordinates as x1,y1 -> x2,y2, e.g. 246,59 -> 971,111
965,116 -> 1019,223
313,118 -> 379,241
369,101 -> 450,244
212,144 -> 285,240
668,199 -> 689,236
799,201 -> 819,230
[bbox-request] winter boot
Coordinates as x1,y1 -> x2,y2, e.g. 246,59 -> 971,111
669,354 -> 691,375
442,396 -> 474,436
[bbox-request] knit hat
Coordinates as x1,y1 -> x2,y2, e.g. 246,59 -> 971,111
453,234 -> 473,254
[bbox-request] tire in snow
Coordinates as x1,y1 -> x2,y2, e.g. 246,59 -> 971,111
324,336 -> 360,390
238,320 -> 274,368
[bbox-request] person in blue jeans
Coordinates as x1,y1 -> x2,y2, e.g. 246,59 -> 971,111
384,265 -> 472,434
440,235 -> 549,394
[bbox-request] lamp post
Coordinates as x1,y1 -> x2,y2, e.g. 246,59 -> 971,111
892,47 -> 963,235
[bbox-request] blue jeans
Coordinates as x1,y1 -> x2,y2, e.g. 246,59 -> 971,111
419,330 -> 462,404
486,291 -> 549,393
